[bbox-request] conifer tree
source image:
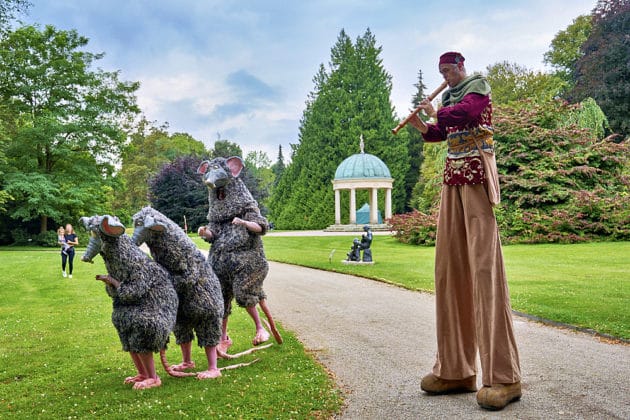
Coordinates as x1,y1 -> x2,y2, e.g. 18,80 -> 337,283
405,69 -> 428,211
270,145 -> 286,187
269,29 -> 407,229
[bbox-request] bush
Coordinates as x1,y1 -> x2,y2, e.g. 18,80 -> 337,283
387,210 -> 437,246
9,228 -> 34,245
392,98 -> 629,247
11,229 -> 70,247
36,230 -> 62,247
148,155 -> 209,232
497,189 -> 630,244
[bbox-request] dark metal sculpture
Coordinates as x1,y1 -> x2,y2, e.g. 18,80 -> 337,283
347,238 -> 361,261
360,225 -> 373,262
345,225 -> 374,263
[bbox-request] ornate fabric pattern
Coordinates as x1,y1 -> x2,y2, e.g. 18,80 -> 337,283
444,156 -> 485,186
446,125 -> 494,158
443,102 -> 494,185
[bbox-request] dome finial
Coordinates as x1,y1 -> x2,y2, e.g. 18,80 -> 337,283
360,134 -> 365,154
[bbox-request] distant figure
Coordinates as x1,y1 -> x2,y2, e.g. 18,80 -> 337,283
360,225 -> 373,262
61,223 -> 78,278
57,226 -> 70,256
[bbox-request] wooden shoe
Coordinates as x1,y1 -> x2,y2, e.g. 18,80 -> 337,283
421,373 -> 477,394
477,382 -> 522,410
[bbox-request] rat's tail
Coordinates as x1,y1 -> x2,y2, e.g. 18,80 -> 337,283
217,343 -> 273,359
160,349 -> 196,377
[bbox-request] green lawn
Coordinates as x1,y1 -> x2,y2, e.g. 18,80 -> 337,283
1,238 -> 627,418
253,236 -> 630,340
0,249 -> 342,419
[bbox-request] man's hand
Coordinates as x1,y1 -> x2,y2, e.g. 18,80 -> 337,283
232,217 -> 262,233
408,114 -> 429,134
418,98 -> 437,120
198,226 -> 214,241
96,274 -> 120,288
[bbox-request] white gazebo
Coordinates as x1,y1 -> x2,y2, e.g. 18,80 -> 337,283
328,136 -> 393,231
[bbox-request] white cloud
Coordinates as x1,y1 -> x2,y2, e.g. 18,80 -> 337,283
25,0 -> 596,164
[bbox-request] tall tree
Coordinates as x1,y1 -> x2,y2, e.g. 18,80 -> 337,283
570,0 -> 630,137
114,118 -> 207,222
0,102 -> 15,213
0,0 -> 30,31
404,69 -> 428,211
485,61 -> 566,105
244,150 -> 273,213
269,29 -> 407,229
543,15 -> 593,86
270,145 -> 286,187
0,0 -> 28,215
210,139 -> 242,158
0,25 -> 139,234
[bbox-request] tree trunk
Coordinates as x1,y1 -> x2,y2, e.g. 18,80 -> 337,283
40,215 -> 48,234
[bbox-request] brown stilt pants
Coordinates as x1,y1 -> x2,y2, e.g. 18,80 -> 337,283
431,183 -> 521,386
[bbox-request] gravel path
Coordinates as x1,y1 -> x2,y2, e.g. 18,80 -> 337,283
265,261 -> 630,419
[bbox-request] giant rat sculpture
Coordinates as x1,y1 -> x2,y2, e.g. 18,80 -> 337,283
197,156 -> 282,352
131,207 -> 225,379
79,214 -> 184,390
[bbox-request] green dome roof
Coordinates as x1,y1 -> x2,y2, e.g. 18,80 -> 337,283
334,152 -> 392,180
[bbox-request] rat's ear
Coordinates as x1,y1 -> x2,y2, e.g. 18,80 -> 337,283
146,215 -> 166,232
226,156 -> 244,177
79,216 -> 95,230
100,215 -> 126,237
197,160 -> 211,175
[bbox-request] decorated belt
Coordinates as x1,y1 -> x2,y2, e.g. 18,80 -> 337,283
443,156 -> 485,185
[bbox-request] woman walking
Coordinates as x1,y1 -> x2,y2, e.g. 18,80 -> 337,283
61,223 -> 79,278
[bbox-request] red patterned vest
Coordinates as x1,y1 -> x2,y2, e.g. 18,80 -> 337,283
443,100 -> 494,186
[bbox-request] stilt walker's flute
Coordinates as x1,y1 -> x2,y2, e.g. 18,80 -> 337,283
391,80 -> 448,135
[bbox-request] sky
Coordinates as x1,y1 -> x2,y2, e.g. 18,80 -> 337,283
22,0 -> 596,162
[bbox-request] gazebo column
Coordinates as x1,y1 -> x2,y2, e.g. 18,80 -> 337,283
334,189 -> 341,224
370,188 -> 378,224
349,188 -> 356,224
385,188 -> 392,220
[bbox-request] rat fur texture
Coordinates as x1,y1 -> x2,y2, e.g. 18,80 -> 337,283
132,207 -> 223,348
80,215 -> 178,354
197,157 -> 270,316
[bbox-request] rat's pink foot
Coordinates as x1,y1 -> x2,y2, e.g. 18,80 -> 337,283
171,361 -> 195,371
124,374 -> 147,384
132,377 -> 162,390
217,337 -> 233,354
197,369 -> 222,380
252,329 -> 270,346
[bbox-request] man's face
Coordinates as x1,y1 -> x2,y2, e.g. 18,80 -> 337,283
439,63 -> 465,87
